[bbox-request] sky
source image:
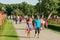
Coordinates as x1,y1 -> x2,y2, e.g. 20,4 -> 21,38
0,0 -> 38,5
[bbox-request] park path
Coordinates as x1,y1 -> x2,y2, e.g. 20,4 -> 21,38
12,20 -> 60,40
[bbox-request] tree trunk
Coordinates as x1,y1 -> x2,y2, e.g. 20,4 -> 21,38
47,12 -> 52,20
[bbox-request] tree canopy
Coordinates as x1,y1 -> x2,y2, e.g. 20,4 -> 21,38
0,0 -> 60,17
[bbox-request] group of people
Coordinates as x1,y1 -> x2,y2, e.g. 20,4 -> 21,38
25,16 -> 48,38
11,15 -> 48,38
13,15 -> 23,24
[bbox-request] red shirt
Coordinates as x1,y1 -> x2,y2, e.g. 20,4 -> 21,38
19,16 -> 22,20
45,21 -> 48,26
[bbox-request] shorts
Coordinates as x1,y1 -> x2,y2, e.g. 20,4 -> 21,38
35,28 -> 40,34
28,27 -> 32,31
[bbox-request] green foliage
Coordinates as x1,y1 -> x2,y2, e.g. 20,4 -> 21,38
5,5 -> 13,15
20,2 -> 35,15
12,9 -> 23,16
35,0 -> 60,16
0,3 -> 3,11
0,0 -> 60,16
42,0 -> 59,15
35,3 -> 40,14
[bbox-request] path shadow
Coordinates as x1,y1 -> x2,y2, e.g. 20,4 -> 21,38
16,28 -> 34,30
0,35 -> 34,38
16,28 -> 26,30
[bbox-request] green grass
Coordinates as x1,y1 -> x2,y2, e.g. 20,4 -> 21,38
0,20 -> 19,40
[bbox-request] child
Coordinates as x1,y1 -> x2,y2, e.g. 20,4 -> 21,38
26,17 -> 33,37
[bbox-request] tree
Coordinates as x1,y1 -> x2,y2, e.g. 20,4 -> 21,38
20,2 -> 35,16
0,3 -> 3,11
6,5 -> 13,15
46,0 -> 59,19
39,0 -> 59,19
0,0 -> 60,17
57,0 -> 60,16
12,9 -> 23,16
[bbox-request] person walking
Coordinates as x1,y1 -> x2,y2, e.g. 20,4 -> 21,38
44,20 -> 48,28
25,17 -> 33,38
40,17 -> 45,30
15,16 -> 18,24
17,15 -> 19,23
19,16 -> 22,24
34,16 -> 41,38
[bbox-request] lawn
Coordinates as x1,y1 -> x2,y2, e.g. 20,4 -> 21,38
0,20 -> 19,40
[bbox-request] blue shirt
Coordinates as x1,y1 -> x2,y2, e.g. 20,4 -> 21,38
35,19 -> 41,28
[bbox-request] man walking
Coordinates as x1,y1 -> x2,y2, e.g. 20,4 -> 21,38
34,16 -> 41,38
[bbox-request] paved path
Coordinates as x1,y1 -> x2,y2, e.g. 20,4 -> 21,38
13,20 -> 60,40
